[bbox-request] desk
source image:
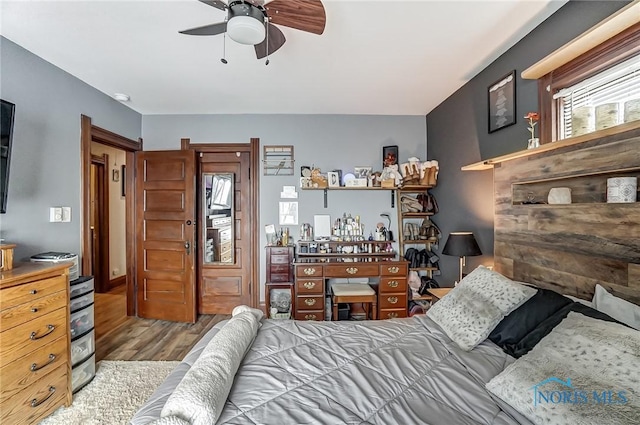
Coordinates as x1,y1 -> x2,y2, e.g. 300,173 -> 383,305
293,258 -> 409,321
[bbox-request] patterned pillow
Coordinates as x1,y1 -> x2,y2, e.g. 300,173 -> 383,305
427,266 -> 537,351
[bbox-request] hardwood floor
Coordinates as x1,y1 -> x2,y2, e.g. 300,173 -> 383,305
94,285 -> 230,362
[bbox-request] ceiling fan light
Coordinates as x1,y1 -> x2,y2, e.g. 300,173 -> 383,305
227,16 -> 265,45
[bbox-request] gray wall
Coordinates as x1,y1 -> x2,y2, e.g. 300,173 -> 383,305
142,114 -> 427,300
426,0 -> 631,285
0,37 -> 141,262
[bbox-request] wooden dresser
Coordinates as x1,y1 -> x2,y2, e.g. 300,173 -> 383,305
0,262 -> 72,425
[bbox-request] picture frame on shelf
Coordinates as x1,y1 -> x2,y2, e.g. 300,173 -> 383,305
331,169 -> 343,186
354,166 -> 372,179
327,171 -> 340,187
488,70 -> 516,133
382,145 -> 398,168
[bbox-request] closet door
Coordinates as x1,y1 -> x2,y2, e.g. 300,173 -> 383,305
135,150 -> 197,323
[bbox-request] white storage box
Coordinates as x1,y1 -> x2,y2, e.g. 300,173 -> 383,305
71,329 -> 95,366
70,304 -> 94,339
72,353 -> 96,393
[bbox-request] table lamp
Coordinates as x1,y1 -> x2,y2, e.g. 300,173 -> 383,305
442,232 -> 482,284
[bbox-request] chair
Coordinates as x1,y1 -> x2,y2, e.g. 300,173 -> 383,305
331,283 -> 377,321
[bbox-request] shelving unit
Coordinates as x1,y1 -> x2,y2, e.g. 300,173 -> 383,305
297,240 -> 395,258
301,186 -> 397,208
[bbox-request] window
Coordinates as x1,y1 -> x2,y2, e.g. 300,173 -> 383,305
555,54 -> 640,139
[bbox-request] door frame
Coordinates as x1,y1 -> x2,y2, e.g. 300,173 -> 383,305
81,115 -> 142,315
181,138 -> 261,309
90,153 -> 111,293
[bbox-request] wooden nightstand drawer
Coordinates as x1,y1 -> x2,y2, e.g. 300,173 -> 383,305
379,277 -> 407,293
0,291 -> 67,333
268,247 -> 292,256
380,263 -> 408,276
378,294 -> 407,309
296,265 -> 322,277
295,278 -> 324,295
269,254 -> 291,264
324,264 -> 378,278
0,336 -> 67,404
294,310 -> 324,321
296,295 -> 324,311
379,309 -> 408,320
0,307 -> 67,363
0,275 -> 66,311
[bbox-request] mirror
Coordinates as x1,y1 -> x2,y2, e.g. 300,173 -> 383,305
203,173 -> 234,264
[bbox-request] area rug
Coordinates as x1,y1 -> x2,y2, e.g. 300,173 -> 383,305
41,360 -> 179,425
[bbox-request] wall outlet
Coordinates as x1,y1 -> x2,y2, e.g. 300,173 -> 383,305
112,268 -> 119,276
49,207 -> 63,222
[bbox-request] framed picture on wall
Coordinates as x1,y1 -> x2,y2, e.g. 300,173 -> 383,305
382,145 -> 398,168
488,70 -> 516,133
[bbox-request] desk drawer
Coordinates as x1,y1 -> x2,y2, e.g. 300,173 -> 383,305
294,310 -> 324,321
0,336 -> 67,404
295,278 -> 324,295
380,263 -> 408,276
379,294 -> 407,309
296,265 -> 322,277
0,307 -> 67,363
379,277 -> 407,293
270,254 -> 291,264
1,275 -> 66,312
379,309 -> 408,320
296,295 -> 324,311
268,247 -> 291,256
324,264 -> 378,278
0,291 -> 66,332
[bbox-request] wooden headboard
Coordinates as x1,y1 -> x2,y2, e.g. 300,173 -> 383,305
491,126 -> 640,305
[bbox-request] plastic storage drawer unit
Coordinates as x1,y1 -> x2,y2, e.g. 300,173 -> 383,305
69,276 -> 94,298
70,303 -> 94,339
71,329 -> 95,366
72,353 -> 96,393
70,291 -> 94,313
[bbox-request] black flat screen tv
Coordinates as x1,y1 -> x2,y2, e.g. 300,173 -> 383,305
1,99 -> 16,214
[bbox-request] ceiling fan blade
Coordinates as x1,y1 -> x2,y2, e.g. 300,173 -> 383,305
179,21 -> 227,36
197,0 -> 228,11
265,0 -> 326,35
255,24 -> 286,59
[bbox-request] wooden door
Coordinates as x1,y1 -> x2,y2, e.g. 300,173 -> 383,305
199,150 -> 253,313
135,150 -> 197,323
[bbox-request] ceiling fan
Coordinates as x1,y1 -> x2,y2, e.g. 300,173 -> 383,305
179,0 -> 326,63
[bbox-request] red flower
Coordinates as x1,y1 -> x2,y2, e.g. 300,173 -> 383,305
524,112 -> 539,139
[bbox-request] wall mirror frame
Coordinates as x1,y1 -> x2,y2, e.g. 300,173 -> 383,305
203,173 -> 234,265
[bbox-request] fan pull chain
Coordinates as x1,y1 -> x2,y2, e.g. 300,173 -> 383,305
221,32 -> 228,64
265,19 -> 270,66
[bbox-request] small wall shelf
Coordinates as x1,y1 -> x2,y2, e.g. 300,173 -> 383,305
301,186 -> 397,208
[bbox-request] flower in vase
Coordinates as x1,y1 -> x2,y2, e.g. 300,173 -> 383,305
524,112 -> 539,140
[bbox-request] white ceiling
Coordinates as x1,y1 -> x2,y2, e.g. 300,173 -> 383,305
1,0 -> 567,115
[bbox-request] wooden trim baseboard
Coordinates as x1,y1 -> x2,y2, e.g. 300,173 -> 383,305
109,275 -> 126,291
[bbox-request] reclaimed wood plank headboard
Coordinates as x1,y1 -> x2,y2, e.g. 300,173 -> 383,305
491,126 -> 640,305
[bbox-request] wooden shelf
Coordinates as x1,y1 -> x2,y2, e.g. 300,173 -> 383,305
301,186 -> 394,191
401,212 -> 435,218
297,252 -> 395,258
398,184 -> 434,191
403,239 -> 436,244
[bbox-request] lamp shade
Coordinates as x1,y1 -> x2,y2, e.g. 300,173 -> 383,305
442,232 -> 482,257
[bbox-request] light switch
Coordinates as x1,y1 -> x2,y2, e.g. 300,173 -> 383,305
61,207 -> 71,222
49,207 -> 63,222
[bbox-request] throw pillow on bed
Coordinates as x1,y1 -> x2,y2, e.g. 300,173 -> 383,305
427,266 -> 537,351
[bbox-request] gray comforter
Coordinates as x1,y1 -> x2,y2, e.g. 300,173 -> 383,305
133,315 -> 521,425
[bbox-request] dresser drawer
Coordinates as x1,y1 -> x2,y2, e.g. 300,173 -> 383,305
379,277 -> 407,293
380,263 -> 408,276
294,310 -> 324,321
268,247 -> 291,256
0,307 -> 67,363
0,275 -> 66,311
0,363 -> 68,425
296,265 -> 322,277
296,295 -> 324,311
269,254 -> 291,264
269,264 -> 290,274
379,309 -> 408,320
0,290 -> 66,332
378,293 -> 407,309
0,336 -> 67,404
295,278 -> 324,295
324,264 -> 378,278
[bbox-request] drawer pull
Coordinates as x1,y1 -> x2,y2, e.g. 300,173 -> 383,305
387,312 -> 399,319
303,268 -> 317,276
31,308 -> 39,313
30,354 -> 56,372
346,267 -> 358,275
387,280 -> 399,288
30,289 -> 38,295
31,386 -> 56,408
304,298 -> 316,306
387,266 -> 400,274
30,324 -> 55,340
387,296 -> 399,304
304,314 -> 317,320
303,281 -> 316,290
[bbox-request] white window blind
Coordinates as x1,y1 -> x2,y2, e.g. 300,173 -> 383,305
555,54 -> 640,139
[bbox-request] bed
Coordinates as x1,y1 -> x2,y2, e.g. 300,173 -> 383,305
131,266 -> 640,425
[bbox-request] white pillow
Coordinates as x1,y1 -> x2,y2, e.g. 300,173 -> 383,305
427,266 -> 537,351
593,284 -> 640,330
563,294 -> 594,308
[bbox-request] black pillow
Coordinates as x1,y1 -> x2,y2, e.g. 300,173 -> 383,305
505,302 -> 621,358
489,288 -> 571,348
